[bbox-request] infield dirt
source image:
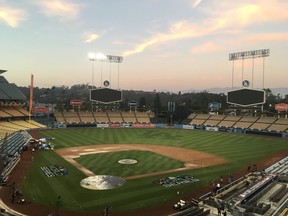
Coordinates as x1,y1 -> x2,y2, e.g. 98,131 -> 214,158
55,144 -> 227,179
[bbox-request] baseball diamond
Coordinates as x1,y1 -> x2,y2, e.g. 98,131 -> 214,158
1,127 -> 287,216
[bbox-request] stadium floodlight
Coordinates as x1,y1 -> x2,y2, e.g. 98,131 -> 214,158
228,48 -> 270,89
88,52 -> 123,89
88,52 -> 96,61
229,49 -> 270,61
106,55 -> 123,63
95,53 -> 107,61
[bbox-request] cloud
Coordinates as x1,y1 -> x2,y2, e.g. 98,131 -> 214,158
32,0 -> 80,20
245,32 -> 288,43
83,32 -> 100,43
191,32 -> 288,55
192,0 -> 202,8
0,6 -> 27,27
123,0 -> 288,57
123,39 -> 158,57
123,21 -> 205,56
191,41 -> 223,54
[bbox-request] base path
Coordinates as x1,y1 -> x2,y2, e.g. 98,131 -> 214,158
55,144 -> 226,179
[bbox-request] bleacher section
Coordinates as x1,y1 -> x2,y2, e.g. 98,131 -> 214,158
94,112 -> 109,123
217,120 -> 236,127
62,112 -> 80,123
188,113 -> 288,133
256,117 -> 277,124
107,112 -> 123,123
135,112 -> 151,123
54,111 -> 153,124
249,123 -> 270,130
233,121 -> 253,129
55,111 -> 66,123
78,112 -> 95,123
122,112 -> 137,123
267,124 -> 288,132
189,114 -> 210,125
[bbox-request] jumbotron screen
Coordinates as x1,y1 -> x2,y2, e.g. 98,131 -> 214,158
90,88 -> 122,104
227,89 -> 265,106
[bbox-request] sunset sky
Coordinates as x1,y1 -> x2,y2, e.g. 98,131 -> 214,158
1,0 -> 288,92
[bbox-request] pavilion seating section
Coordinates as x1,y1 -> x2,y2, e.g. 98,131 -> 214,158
249,123 -> 270,130
55,111 -> 66,123
274,118 -> 288,125
94,112 -> 110,123
122,112 -> 137,123
203,119 -> 221,126
267,124 -> 288,132
55,111 -> 154,124
187,113 -> 197,120
189,114 -> 210,125
256,117 -> 277,124
135,112 -> 150,123
188,113 -> 288,132
223,115 -> 242,121
217,120 -> 236,127
62,112 -> 80,123
190,119 -> 206,125
78,112 -> 95,123
233,121 -> 253,129
107,112 -> 123,123
239,116 -> 259,123
209,115 -> 226,120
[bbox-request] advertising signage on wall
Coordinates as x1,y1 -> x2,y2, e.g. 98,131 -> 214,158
275,103 -> 288,111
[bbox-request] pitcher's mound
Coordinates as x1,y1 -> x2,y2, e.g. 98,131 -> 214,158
118,159 -> 138,164
80,175 -> 126,190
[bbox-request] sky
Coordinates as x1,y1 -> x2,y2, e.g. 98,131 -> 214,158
1,0 -> 288,92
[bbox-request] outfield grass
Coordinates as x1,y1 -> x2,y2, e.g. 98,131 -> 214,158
21,128 -> 288,214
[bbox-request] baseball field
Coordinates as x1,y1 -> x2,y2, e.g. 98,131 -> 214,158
21,127 -> 288,215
